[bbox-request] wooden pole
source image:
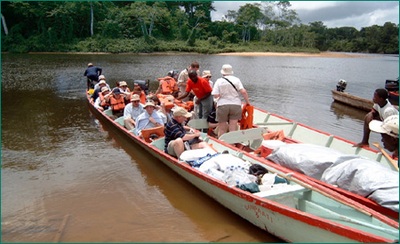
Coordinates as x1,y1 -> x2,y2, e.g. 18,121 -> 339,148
372,142 -> 399,171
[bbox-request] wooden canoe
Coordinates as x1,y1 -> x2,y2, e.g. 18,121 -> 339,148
331,90 -> 374,112
87,93 -> 399,242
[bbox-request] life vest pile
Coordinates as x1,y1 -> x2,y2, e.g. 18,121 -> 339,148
158,76 -> 179,95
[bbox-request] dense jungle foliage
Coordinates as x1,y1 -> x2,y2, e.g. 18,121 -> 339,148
1,1 -> 398,54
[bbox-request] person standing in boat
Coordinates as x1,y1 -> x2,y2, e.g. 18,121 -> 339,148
212,64 -> 250,138
177,62 -> 200,101
164,107 -> 211,158
123,94 -> 144,131
94,87 -> 111,111
193,70 -> 214,119
84,63 -> 102,90
177,70 -> 213,119
134,101 -> 164,136
354,88 -> 398,148
369,114 -> 399,160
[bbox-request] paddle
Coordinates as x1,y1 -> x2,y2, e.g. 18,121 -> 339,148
372,142 -> 399,171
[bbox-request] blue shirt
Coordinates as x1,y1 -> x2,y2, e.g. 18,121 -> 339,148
134,111 -> 164,135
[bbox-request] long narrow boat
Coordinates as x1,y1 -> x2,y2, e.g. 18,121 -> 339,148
188,105 -> 399,219
249,106 -> 399,218
87,94 -> 399,242
331,90 -> 374,111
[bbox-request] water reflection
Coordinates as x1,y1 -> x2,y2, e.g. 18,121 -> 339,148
330,101 -> 368,121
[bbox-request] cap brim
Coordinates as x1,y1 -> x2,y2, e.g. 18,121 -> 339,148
369,120 -> 386,133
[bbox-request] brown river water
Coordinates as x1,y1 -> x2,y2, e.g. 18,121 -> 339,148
1,52 -> 398,242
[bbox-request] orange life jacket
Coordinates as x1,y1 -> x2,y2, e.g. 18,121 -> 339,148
240,104 -> 254,129
110,95 -> 125,111
158,76 -> 178,95
99,93 -> 110,108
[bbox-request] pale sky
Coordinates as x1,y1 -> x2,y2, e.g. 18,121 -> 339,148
211,1 -> 399,30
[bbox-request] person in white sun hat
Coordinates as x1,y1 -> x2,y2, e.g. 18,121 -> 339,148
369,114 -> 399,159
212,64 -> 250,138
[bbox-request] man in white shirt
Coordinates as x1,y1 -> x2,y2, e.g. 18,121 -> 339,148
212,64 -> 250,138
123,94 -> 144,131
354,88 -> 398,148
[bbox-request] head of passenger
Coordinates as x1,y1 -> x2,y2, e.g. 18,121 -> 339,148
188,69 -> 198,83
131,94 -> 141,107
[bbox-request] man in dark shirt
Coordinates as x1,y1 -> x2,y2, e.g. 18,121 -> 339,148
164,107 -> 210,158
84,63 -> 102,89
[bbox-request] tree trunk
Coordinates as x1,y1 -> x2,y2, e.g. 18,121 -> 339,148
90,2 -> 94,36
1,13 -> 8,35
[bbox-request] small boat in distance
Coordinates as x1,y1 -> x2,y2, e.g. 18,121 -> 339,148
331,79 -> 373,112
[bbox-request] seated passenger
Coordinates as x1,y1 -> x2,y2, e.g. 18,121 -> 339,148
104,88 -> 126,119
123,94 -> 144,131
91,79 -> 110,103
93,75 -> 110,91
118,81 -> 131,105
134,101 -> 164,136
165,107 -> 212,158
369,114 -> 399,159
94,87 -> 111,111
132,82 -> 147,104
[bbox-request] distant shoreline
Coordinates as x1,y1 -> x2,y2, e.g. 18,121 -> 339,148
216,51 -> 365,58
16,51 -> 366,58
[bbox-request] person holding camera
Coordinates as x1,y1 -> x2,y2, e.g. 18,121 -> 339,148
164,106 -> 211,158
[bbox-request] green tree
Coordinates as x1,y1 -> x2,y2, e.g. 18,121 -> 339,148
236,3 -> 263,42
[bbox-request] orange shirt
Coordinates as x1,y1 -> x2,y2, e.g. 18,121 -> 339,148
186,77 -> 212,99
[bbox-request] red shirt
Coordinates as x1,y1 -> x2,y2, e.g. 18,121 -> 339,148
186,76 -> 212,99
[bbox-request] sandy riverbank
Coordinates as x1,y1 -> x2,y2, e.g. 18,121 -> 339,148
216,51 -> 364,58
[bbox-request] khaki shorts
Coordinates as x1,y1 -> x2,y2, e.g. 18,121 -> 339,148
167,140 -> 177,157
216,104 -> 242,123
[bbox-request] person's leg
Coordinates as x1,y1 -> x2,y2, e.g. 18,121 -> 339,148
124,119 -> 134,131
169,138 -> 185,158
216,105 -> 229,138
228,119 -> 239,132
201,95 -> 214,120
354,111 -> 375,147
228,104 -> 242,132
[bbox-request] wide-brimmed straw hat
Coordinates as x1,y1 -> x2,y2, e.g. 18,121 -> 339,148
144,101 -> 156,108
369,115 -> 399,138
173,107 -> 192,118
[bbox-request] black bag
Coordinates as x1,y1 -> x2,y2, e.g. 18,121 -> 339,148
187,137 -> 202,145
249,164 -> 268,176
